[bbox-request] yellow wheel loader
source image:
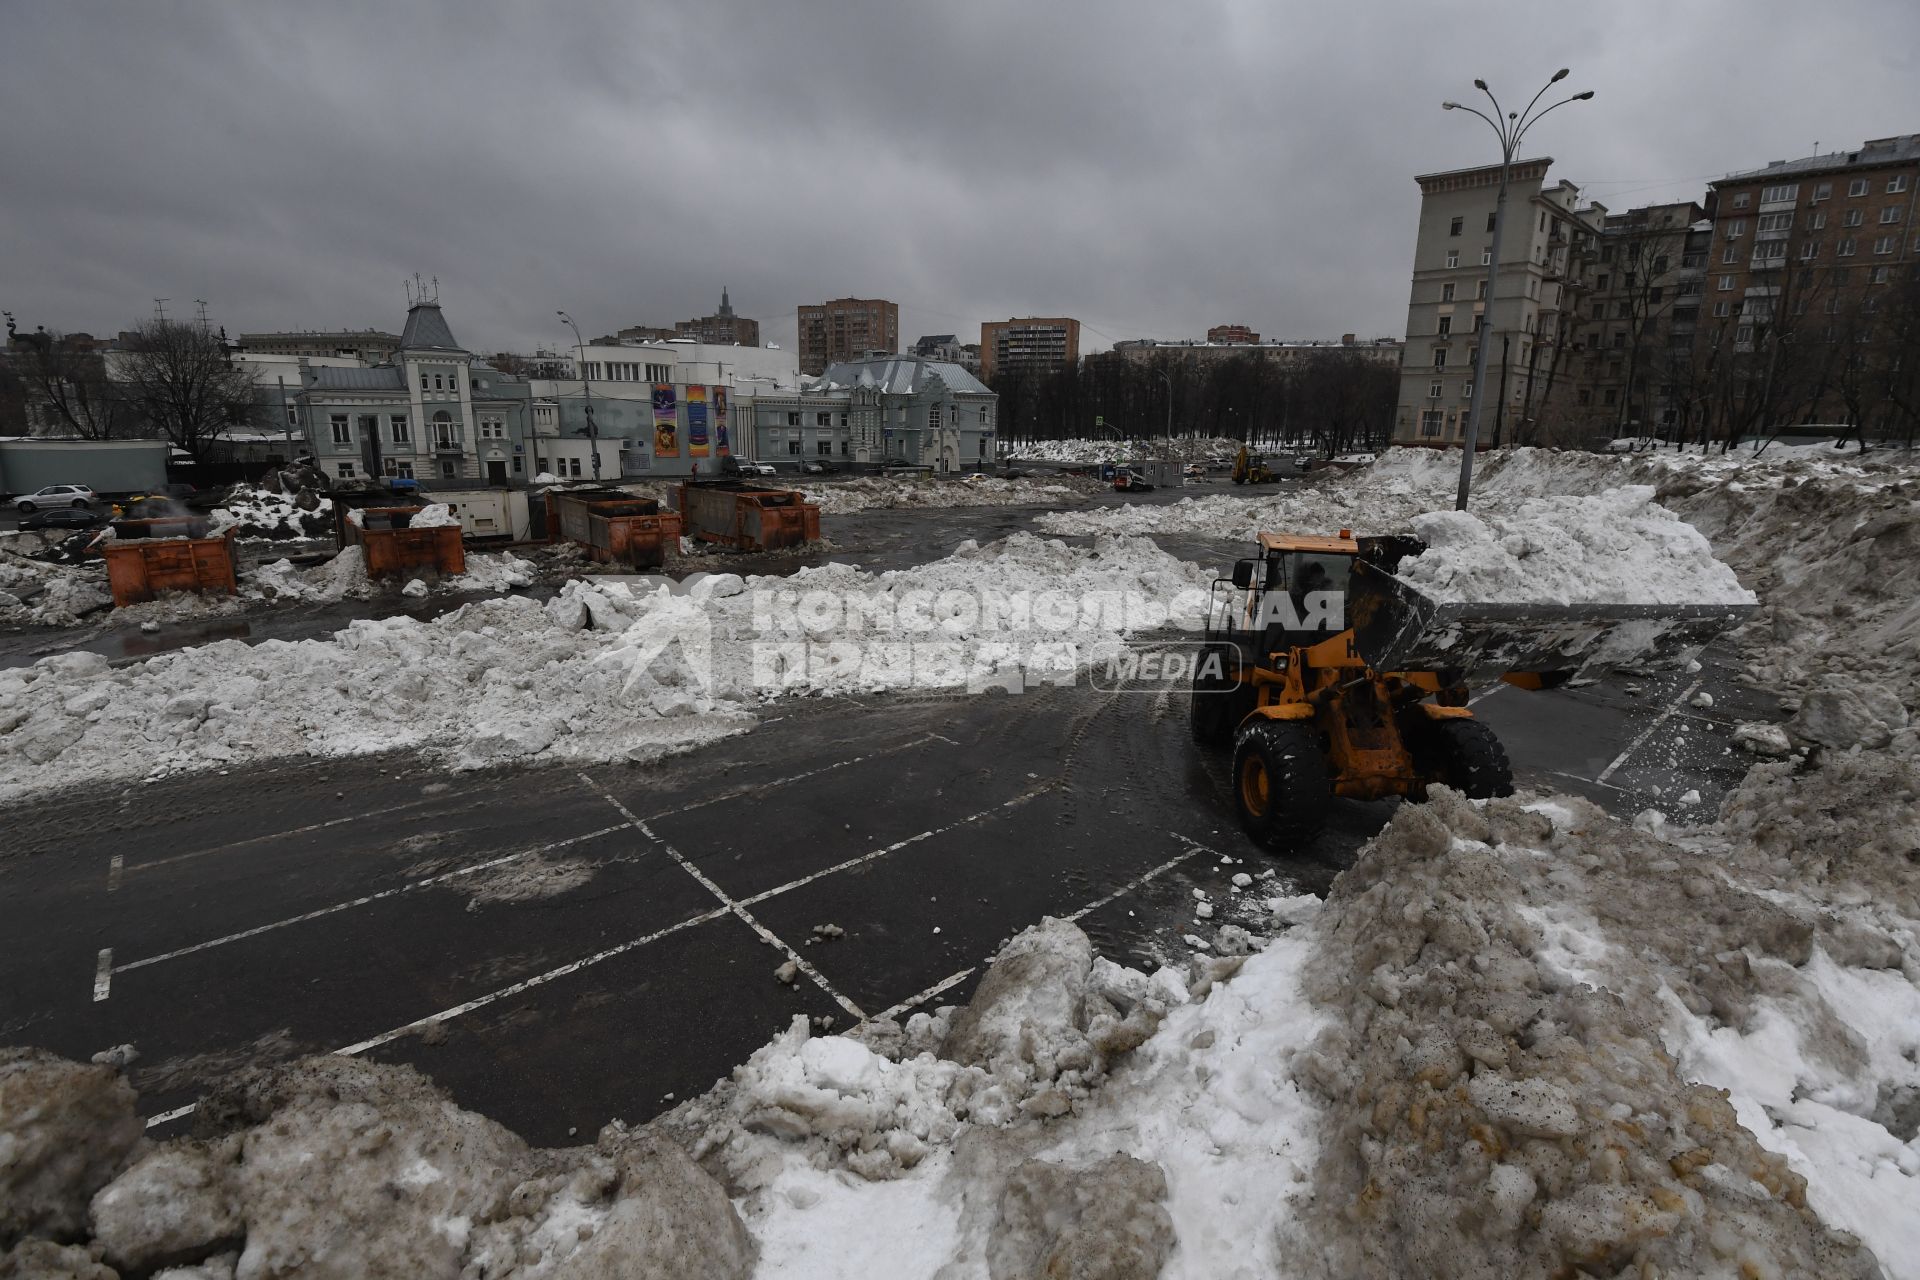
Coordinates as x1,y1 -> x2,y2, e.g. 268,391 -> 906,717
1189,531 -> 1754,852
1230,447 -> 1276,485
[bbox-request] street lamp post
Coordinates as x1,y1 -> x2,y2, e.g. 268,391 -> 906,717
555,310 -> 600,481
1442,70 -> 1594,510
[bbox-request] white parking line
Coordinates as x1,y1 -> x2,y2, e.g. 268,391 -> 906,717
640,733 -> 942,823
121,793 -> 467,876
583,775 -> 867,1022
1063,832 -> 1216,923
873,968 -> 977,1022
738,781 -> 1054,908
112,823 -> 633,977
1596,678 -> 1703,785
92,949 -> 112,1002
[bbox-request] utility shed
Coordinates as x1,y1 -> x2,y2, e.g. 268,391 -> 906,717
0,439 -> 170,496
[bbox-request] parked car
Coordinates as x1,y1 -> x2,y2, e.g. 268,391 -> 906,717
720,458 -> 778,478
19,505 -> 108,532
14,484 -> 96,514
801,460 -> 838,475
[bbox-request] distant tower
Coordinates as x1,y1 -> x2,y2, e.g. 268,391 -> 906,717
718,287 -> 733,319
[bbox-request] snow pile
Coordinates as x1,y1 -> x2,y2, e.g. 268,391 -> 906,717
246,546 -> 376,603
207,488 -> 330,540
4,1056 -> 755,1278
1004,435 -> 1244,464
0,1050 -> 142,1247
408,502 -> 459,528
449,551 -> 537,594
1287,788 -> 1892,1278
0,533 -> 1208,801
0,556 -> 112,627
1397,487 -> 1755,607
802,475 -> 1091,515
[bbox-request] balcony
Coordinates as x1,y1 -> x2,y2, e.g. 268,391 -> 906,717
431,433 -> 464,454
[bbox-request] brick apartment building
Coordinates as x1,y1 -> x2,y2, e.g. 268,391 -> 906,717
1206,323 -> 1260,344
978,317 -> 1080,380
797,298 -> 899,375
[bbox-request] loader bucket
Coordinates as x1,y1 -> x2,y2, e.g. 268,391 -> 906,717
1346,557 -> 1755,679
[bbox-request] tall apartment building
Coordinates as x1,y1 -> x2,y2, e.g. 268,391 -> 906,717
978,317 -> 1080,380
797,298 -> 899,375
675,288 -> 760,347
1695,135 -> 1919,426
1206,324 -> 1260,344
1574,201 -> 1709,435
1393,158 -> 1602,446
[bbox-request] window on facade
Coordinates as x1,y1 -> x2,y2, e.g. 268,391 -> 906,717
1445,250 -> 1459,268
1713,300 -> 1732,318
1756,212 -> 1793,233
1476,280 -> 1487,299
1838,238 -> 1857,257
1461,383 -> 1473,401
1889,175 -> 1910,193
1437,316 -> 1452,336
1612,331 -> 1626,348
1811,211 -> 1828,229
1419,409 -> 1443,437
1800,240 -> 1821,259
815,411 -> 831,427
420,372 -> 429,390
1440,282 -> 1455,302
840,440 -> 851,456
1881,206 -> 1903,224
838,414 -> 849,427
434,373 -> 444,391
1480,248 -> 1492,266
786,411 -> 800,427
1590,303 -> 1604,320
1760,183 -> 1798,203
1843,208 -> 1864,228
387,460 -> 415,479
512,456 -> 523,473
1432,349 -> 1447,370
817,440 -> 833,456
336,463 -> 355,478
1731,193 -> 1750,209
1448,216 -> 1462,236
1649,286 -> 1664,304
1718,275 -> 1735,290
432,412 -> 457,448
1577,389 -> 1592,406
1616,302 -> 1630,319
330,414 -> 351,445
1871,265 -> 1891,284
1426,381 -> 1443,399
1812,182 -> 1831,201
1722,245 -> 1738,264
1603,389 -> 1618,406
439,461 -> 457,479
1485,212 -> 1496,232
787,439 -> 801,454
1848,178 -> 1869,197
1874,236 -> 1896,255
1736,326 -> 1754,344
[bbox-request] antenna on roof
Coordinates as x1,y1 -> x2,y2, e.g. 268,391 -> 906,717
194,300 -> 211,332
152,298 -> 170,322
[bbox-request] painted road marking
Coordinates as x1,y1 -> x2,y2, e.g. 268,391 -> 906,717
1467,681 -> 1506,707
1064,833 -> 1215,923
93,949 -> 112,1002
1596,678 -> 1703,785
146,905 -> 734,1131
637,732 -> 948,823
122,793 -> 465,876
738,781 -> 1055,908
583,775 -> 868,1022
874,968 -> 977,1023
112,823 -> 633,977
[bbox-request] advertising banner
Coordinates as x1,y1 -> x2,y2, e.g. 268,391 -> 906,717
652,383 -> 678,457
713,387 -> 730,455
688,385 -> 709,459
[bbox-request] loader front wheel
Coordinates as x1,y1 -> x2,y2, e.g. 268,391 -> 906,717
1187,645 -> 1243,749
1419,718 -> 1514,799
1231,720 -> 1330,852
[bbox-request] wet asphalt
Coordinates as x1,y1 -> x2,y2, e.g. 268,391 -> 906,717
0,477 -> 1775,1145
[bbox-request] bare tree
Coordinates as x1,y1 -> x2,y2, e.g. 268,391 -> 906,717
117,319 -> 260,462
5,324 -> 132,438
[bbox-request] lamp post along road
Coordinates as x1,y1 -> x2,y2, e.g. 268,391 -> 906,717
1442,70 -> 1594,510
556,310 -> 600,481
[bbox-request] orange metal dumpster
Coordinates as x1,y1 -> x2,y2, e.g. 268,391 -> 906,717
100,527 -> 239,607
335,503 -> 467,579
672,481 -> 821,552
545,488 -> 684,568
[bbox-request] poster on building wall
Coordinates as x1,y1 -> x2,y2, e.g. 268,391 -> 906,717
712,387 -> 730,455
687,385 -> 709,458
652,383 -> 678,457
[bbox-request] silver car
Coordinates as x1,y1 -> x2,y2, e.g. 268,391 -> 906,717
14,484 -> 96,514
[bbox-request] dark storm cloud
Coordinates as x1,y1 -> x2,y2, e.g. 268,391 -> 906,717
3,0 -> 1914,355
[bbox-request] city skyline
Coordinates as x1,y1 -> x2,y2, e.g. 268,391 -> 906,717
3,1 -> 1915,358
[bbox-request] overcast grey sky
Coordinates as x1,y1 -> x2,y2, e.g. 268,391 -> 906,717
3,1 -> 1915,357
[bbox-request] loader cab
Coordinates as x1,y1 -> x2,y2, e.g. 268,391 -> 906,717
1217,531 -> 1359,655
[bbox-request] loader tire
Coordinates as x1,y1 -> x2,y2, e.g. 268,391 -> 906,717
1231,720 -> 1330,853
1187,646 -> 1243,749
1419,718 -> 1514,799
